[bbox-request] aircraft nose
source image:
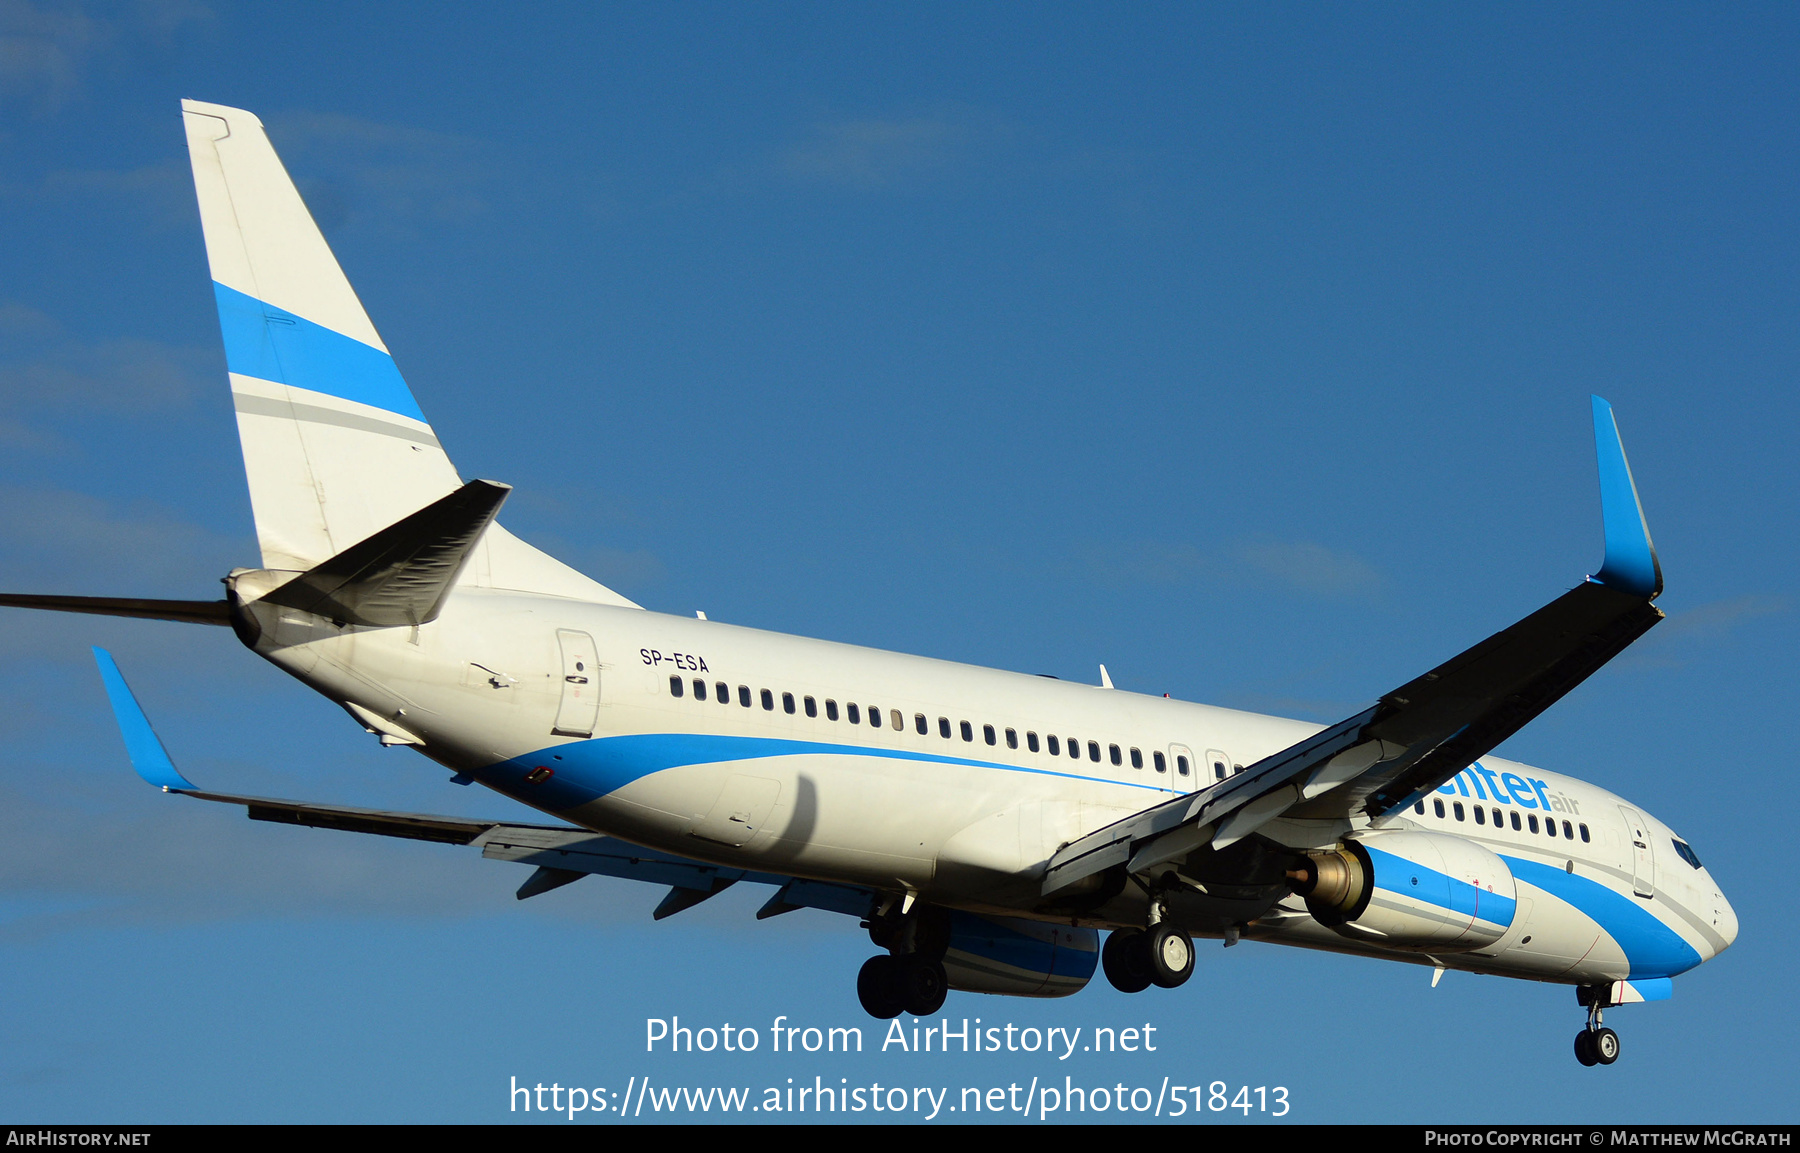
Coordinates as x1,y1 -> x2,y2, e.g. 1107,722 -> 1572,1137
1713,888 -> 1739,954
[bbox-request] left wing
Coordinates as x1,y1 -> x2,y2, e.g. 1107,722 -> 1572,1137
1045,397 -> 1664,896
94,647 -> 873,922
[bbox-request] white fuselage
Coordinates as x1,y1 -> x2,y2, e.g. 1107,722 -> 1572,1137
239,579 -> 1736,988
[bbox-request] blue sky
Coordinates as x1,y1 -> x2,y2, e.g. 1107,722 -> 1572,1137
1,2 -> 1795,1124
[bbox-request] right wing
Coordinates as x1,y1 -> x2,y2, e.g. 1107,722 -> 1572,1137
1045,397 -> 1665,896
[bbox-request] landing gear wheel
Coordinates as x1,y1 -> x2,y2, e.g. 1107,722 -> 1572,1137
1102,929 -> 1153,993
1592,1027 -> 1620,1065
1147,924 -> 1195,989
856,954 -> 907,1019
901,956 -> 948,1016
1574,1030 -> 1598,1066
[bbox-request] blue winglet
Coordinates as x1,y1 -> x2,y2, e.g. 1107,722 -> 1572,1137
92,647 -> 197,792
1590,396 -> 1663,599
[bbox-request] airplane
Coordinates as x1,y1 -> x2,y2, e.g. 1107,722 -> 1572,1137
2,101 -> 1734,1069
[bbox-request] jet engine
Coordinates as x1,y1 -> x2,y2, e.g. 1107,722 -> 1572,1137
1288,831 -> 1517,952
940,911 -> 1098,997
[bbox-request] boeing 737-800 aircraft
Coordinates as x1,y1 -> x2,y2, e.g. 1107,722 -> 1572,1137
1,102 -> 1735,1068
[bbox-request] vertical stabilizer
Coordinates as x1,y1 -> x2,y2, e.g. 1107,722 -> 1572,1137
182,100 -> 638,608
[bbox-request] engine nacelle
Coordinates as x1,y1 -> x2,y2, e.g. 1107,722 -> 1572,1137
941,911 -> 1098,997
1292,831 -> 1517,952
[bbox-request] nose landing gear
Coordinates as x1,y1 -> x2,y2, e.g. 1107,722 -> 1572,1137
1573,990 -> 1622,1066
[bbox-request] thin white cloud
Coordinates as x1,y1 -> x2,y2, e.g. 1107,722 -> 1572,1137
0,0 -> 210,113
782,116 -> 963,188
1234,538 -> 1385,597
1073,536 -> 1383,599
266,110 -> 501,229
1618,593 -> 1788,669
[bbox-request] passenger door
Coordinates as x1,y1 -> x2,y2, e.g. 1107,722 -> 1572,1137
552,629 -> 600,737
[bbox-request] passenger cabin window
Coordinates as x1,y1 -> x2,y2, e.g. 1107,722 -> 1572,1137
782,692 -> 795,715
1545,819 -> 1557,838
1005,728 -> 1018,750
1088,741 -> 1101,763
760,688 -> 774,711
960,720 -> 973,742
1176,755 -> 1190,777
1493,808 -> 1503,826
1414,802 -> 1425,815
1130,748 -> 1143,769
1154,751 -> 1167,774
1109,744 -> 1122,766
915,713 -> 928,735
693,678 -> 706,700
1474,807 -> 1485,825
738,685 -> 751,708
1068,738 -> 1081,760
939,717 -> 951,739
1028,732 -> 1040,753
805,696 -> 817,718
1580,824 -> 1591,844
1047,735 -> 1060,755
716,682 -> 729,705
1562,820 -> 1573,839
1213,759 -> 1227,781
1528,814 -> 1539,833
984,724 -> 996,746
847,703 -> 860,724
1454,802 -> 1465,821
826,699 -> 839,721
891,709 -> 903,731
1434,799 -> 1446,818
1511,812 -> 1522,831
669,675 -> 684,697
869,707 -> 882,728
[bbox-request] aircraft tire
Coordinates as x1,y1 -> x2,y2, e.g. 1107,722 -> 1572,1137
1147,924 -> 1195,989
901,956 -> 948,1016
857,954 -> 908,1019
1593,1027 -> 1621,1065
1574,1031 -> 1598,1066
1102,929 -> 1153,993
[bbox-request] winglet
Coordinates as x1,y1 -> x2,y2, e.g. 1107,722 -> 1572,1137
92,647 -> 197,791
1590,396 -> 1662,600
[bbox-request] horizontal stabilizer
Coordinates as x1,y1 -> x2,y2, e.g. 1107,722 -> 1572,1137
0,595 -> 230,626
260,479 -> 510,627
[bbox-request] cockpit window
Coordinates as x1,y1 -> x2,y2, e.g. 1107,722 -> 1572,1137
1671,838 -> 1703,870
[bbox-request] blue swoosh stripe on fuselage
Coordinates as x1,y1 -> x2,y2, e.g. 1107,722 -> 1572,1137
479,731 -> 1185,812
1501,855 -> 1701,979
212,282 -> 427,422
1365,845 -> 1516,930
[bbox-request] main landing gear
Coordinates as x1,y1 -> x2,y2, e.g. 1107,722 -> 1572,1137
1101,899 -> 1195,994
1573,994 -> 1621,1066
856,901 -> 950,1019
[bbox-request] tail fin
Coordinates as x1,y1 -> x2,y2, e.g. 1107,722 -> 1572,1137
181,100 -> 638,608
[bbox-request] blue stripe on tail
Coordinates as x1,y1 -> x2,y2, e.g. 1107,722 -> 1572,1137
212,282 -> 426,422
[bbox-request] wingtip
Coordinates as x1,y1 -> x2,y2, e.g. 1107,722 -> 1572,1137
1589,396 -> 1663,600
92,648 -> 198,792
